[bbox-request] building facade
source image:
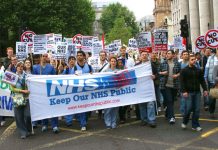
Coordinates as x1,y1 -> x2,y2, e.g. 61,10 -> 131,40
171,0 -> 218,51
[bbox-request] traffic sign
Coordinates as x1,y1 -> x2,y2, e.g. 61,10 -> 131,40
205,29 -> 218,48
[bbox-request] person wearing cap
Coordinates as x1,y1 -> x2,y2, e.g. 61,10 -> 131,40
204,48 -> 218,118
10,61 -> 32,139
32,53 -> 59,133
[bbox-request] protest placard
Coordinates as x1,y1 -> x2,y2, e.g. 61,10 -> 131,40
82,36 -> 93,52
205,29 -> 218,48
195,36 -> 207,50
33,34 -> 47,54
137,32 -> 152,52
92,41 -> 102,57
154,29 -> 168,51
16,42 -> 28,61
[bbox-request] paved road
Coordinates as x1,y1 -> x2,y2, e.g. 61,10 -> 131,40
0,102 -> 218,150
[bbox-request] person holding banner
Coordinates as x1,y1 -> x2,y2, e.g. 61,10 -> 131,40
68,51 -> 93,131
10,61 -> 32,139
102,56 -> 119,129
32,53 -> 59,133
135,51 -> 157,128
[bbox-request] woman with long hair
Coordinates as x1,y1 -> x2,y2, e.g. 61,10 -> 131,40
10,61 -> 31,139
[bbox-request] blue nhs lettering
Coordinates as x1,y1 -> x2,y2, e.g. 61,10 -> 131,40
47,79 -> 98,97
46,70 -> 137,97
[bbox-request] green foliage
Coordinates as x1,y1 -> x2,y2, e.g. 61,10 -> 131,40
0,0 -> 95,56
107,17 -> 132,45
100,3 -> 138,38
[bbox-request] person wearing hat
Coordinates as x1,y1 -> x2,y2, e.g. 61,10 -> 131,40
10,61 -> 32,139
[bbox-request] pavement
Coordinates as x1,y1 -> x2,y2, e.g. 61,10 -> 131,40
0,101 -> 218,150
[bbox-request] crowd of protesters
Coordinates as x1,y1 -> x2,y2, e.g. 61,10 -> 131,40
0,46 -> 218,139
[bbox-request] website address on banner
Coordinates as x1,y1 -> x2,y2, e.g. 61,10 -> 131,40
67,99 -> 120,110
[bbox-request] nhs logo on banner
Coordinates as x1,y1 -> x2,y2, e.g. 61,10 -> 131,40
46,70 -> 137,97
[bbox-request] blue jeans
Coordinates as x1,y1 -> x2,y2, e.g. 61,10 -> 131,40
138,101 -> 156,123
42,117 -> 58,129
183,92 -> 201,128
163,87 -> 177,120
65,113 -> 87,127
180,93 -> 185,116
104,107 -> 119,128
14,103 -> 32,136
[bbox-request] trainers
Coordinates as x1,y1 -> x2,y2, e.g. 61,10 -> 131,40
53,127 -> 59,134
81,126 -> 86,131
148,122 -> 157,128
158,107 -> 162,112
169,118 -> 176,124
1,121 -> 6,126
181,123 -> 187,129
41,126 -> 48,132
20,135 -> 26,139
192,127 -> 203,131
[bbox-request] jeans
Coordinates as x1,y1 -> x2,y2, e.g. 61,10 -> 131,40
64,115 -> 75,125
64,113 -> 87,127
154,85 -> 161,108
163,87 -> 177,120
183,92 -> 201,128
104,107 -> 119,128
138,101 -> 156,123
14,102 -> 32,136
42,117 -> 58,129
180,93 -> 185,116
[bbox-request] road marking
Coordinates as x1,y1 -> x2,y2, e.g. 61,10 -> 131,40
201,127 -> 218,138
166,127 -> 218,150
0,121 -> 16,145
32,120 -> 140,150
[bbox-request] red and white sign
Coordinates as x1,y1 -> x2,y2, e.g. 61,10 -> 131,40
72,34 -> 83,49
195,36 -> 207,49
20,31 -> 36,43
205,29 -> 218,48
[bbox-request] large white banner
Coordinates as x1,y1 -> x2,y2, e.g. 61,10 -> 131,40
27,63 -> 155,121
0,71 -> 14,116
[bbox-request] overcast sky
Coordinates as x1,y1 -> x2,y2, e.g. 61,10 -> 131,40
92,0 -> 154,21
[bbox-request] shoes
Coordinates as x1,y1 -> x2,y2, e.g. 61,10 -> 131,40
169,118 -> 176,124
81,126 -> 86,131
53,127 -> 59,134
158,107 -> 162,112
106,126 -> 111,129
204,106 -> 209,111
1,121 -> 6,126
192,127 -> 203,132
181,123 -> 187,129
20,135 -> 26,139
148,122 -> 157,128
66,123 -> 72,127
120,120 -> 125,124
41,126 -> 48,132
140,121 -> 147,126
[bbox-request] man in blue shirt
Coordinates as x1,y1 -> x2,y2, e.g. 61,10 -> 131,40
66,51 -> 93,131
32,53 -> 59,133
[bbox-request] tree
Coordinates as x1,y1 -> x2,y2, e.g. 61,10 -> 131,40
0,0 -> 95,56
100,3 -> 138,38
107,17 -> 132,45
